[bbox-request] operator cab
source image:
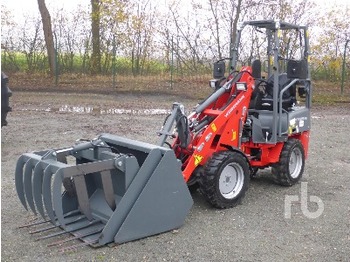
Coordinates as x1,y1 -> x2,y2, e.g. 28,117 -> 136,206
230,20 -> 312,144
250,59 -> 307,112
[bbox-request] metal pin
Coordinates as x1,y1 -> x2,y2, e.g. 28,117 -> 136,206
29,224 -> 58,234
60,238 -> 98,253
48,227 -> 102,247
19,219 -> 50,229
35,220 -> 100,241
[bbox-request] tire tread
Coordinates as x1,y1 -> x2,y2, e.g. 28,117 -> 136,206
271,138 -> 305,186
199,151 -> 250,209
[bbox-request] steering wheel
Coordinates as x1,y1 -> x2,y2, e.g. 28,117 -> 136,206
255,78 -> 269,87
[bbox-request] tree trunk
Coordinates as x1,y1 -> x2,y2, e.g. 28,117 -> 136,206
230,0 -> 242,59
91,0 -> 101,75
209,0 -> 222,60
37,0 -> 56,76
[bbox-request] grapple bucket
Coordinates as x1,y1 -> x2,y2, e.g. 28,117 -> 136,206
15,133 -> 193,247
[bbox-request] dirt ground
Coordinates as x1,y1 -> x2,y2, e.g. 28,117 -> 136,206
1,90 -> 350,261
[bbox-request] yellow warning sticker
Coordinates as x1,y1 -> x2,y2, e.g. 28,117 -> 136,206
277,29 -> 282,38
231,131 -> 237,141
211,123 -> 217,132
194,154 -> 203,167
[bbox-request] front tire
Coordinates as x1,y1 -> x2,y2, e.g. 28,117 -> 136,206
199,151 -> 250,209
272,138 -> 305,186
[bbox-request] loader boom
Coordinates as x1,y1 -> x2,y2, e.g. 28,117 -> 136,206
177,68 -> 255,181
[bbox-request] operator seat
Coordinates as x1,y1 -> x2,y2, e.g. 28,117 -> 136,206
260,73 -> 297,111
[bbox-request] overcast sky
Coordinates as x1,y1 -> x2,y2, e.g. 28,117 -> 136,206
2,0 -> 89,18
2,0 -> 350,24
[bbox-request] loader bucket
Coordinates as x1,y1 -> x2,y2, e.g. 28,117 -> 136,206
15,133 -> 193,247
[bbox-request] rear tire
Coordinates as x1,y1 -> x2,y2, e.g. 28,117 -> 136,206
199,151 -> 250,209
272,138 -> 305,186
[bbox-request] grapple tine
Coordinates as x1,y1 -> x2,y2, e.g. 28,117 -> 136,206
24,158 -> 39,215
33,159 -> 61,220
15,154 -> 32,210
42,165 -> 59,224
33,162 -> 48,219
52,170 -> 65,228
42,162 -> 69,225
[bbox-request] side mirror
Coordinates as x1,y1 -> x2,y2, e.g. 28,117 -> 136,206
213,61 -> 225,79
287,60 -> 308,79
252,59 -> 262,79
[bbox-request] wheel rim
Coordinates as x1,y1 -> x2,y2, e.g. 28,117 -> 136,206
219,163 -> 245,199
289,147 -> 303,179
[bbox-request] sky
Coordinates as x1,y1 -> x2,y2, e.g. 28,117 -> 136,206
2,0 -> 86,11
1,0 -> 350,26
2,0 -> 349,14
2,0 -> 89,18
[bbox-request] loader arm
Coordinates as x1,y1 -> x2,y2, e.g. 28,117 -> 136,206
171,67 -> 255,182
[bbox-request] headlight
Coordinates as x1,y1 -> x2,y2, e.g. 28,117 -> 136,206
236,82 -> 247,91
209,79 -> 220,89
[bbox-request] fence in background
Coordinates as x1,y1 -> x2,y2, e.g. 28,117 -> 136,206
1,47 -> 349,93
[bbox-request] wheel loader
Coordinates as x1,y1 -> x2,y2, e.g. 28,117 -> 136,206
15,20 -> 311,248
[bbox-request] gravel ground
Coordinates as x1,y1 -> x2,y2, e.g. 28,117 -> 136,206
1,91 -> 349,261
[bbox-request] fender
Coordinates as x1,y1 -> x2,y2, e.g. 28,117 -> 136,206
221,144 -> 251,168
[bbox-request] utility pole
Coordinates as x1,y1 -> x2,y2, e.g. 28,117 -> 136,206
341,40 -> 350,95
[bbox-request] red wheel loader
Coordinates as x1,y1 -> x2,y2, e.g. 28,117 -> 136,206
15,20 -> 312,247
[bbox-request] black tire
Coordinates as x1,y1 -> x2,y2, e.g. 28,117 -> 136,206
199,151 -> 250,209
187,166 -> 203,193
188,183 -> 200,193
272,138 -> 305,186
250,167 -> 259,178
1,72 -> 11,128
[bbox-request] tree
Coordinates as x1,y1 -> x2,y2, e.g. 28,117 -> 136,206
228,0 -> 243,59
169,3 -> 207,74
312,7 -> 350,81
37,0 -> 56,76
91,0 -> 101,74
208,0 -> 223,60
99,0 -> 130,74
127,1 -> 156,76
193,0 -> 248,61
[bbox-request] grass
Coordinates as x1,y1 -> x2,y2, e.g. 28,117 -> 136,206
3,52 -> 349,104
6,71 -> 350,105
6,71 -> 213,100
1,52 -> 211,76
312,81 -> 350,106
